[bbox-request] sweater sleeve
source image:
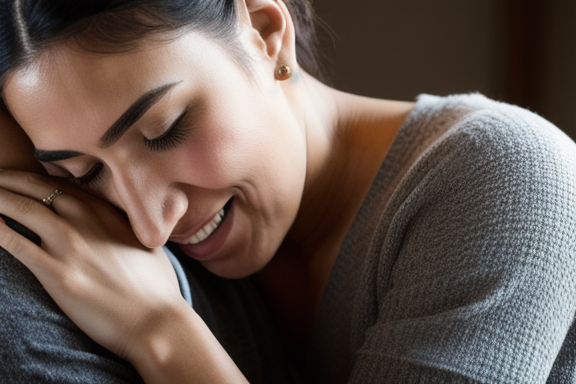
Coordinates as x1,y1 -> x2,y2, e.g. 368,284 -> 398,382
349,107 -> 576,383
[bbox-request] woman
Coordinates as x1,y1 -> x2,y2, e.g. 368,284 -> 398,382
0,100 -> 295,383
1,0 -> 575,383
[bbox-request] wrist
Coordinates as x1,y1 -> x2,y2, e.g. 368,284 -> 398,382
126,300 -> 247,384
126,298 -> 190,365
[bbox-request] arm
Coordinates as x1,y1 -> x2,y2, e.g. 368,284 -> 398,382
129,304 -> 247,384
350,107 -> 576,383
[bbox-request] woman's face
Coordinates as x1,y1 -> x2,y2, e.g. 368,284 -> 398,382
3,31 -> 307,278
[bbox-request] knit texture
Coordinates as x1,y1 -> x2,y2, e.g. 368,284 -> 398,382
306,94 -> 576,383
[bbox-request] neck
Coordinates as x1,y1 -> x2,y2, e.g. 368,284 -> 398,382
258,71 -> 415,279
281,73 -> 412,261
254,71 -> 413,361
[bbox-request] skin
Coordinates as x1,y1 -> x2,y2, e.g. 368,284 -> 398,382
0,101 -> 44,174
6,31 -> 307,281
0,0 -> 414,381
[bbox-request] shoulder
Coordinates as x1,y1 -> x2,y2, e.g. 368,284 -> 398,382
383,93 -> 576,209
374,95 -> 576,328
393,95 -> 576,260
349,95 -> 576,383
401,93 -> 576,201
368,95 -> 576,331
414,93 -> 576,161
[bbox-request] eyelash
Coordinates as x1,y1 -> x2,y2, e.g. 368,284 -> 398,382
144,108 -> 189,151
70,109 -> 190,188
71,162 -> 104,188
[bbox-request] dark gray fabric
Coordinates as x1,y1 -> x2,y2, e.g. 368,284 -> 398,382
306,94 -> 576,383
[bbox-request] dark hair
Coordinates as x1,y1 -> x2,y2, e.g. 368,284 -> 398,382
0,0 -> 325,87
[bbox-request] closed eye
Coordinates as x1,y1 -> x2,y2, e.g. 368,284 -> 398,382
69,107 -> 191,189
144,108 -> 189,151
70,162 -> 104,188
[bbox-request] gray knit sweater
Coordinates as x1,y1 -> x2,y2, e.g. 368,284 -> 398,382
306,94 -> 576,383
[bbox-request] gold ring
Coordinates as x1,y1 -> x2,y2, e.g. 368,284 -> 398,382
42,188 -> 63,208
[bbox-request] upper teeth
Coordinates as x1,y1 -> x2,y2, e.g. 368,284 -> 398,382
187,209 -> 224,245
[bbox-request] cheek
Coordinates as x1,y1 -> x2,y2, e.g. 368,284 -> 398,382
167,115 -> 306,200
166,123 -> 249,188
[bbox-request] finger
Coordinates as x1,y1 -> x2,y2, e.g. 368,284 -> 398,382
0,169 -> 101,223
0,169 -> 67,210
0,170 -> 131,244
0,185 -> 67,241
0,169 -> 116,221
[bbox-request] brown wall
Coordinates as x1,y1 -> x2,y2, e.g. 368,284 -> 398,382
313,0 -> 576,140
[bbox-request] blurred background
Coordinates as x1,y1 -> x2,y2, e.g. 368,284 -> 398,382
313,0 -> 576,140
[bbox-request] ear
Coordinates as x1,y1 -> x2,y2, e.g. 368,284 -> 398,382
236,0 -> 297,69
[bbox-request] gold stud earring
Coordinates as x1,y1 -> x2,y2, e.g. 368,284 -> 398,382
275,64 -> 293,81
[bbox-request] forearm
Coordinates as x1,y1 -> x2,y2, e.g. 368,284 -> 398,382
129,300 -> 248,384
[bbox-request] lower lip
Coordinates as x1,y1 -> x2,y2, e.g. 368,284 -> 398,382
177,201 -> 234,261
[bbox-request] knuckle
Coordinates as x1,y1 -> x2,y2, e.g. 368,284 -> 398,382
54,267 -> 81,292
0,227 -> 26,256
15,196 -> 36,215
64,198 -> 87,213
53,264 -> 90,299
50,219 -> 69,238
58,226 -> 85,251
25,173 -> 50,188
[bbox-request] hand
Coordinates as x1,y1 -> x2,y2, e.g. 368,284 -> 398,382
0,170 -> 184,360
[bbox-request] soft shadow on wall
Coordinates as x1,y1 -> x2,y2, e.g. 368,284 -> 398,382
313,0 -> 576,140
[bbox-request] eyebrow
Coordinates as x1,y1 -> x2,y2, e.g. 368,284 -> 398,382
34,149 -> 83,162
100,82 -> 178,148
33,81 -> 179,162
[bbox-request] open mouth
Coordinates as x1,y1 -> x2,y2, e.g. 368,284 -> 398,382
185,198 -> 233,245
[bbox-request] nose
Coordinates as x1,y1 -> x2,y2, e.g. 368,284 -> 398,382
109,166 -> 187,248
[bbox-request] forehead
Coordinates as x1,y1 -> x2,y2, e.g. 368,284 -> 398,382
2,32 -> 224,148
